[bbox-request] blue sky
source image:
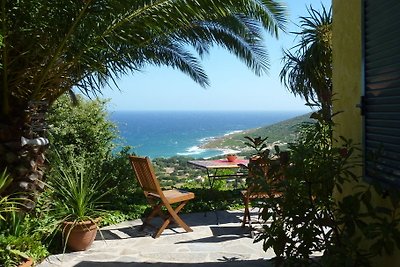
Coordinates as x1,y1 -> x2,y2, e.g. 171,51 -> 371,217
102,0 -> 331,112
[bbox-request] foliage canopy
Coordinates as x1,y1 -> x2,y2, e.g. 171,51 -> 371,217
0,0 -> 287,118
280,5 -> 332,120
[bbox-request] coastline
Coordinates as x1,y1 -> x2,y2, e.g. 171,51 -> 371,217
111,111 -> 311,159
196,112 -> 313,156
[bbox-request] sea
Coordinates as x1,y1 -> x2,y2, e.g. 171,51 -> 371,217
109,110 -> 304,159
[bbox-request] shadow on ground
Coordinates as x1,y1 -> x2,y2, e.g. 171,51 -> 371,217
98,210 -> 259,241
74,259 -> 273,267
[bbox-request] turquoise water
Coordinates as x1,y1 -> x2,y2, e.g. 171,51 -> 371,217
109,111 -> 304,159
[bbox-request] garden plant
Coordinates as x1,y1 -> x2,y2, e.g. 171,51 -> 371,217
247,116 -> 400,267
49,152 -> 111,251
0,169 -> 48,266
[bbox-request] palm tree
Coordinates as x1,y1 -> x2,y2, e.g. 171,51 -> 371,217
280,5 -> 332,121
0,0 -> 286,202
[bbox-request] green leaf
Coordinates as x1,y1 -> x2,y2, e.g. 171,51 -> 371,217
375,207 -> 392,216
383,240 -> 395,255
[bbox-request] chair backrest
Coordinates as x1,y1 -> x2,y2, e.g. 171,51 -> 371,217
128,156 -> 162,195
247,156 -> 287,195
247,156 -> 270,192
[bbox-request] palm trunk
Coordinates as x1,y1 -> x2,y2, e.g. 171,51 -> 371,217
0,107 -> 47,209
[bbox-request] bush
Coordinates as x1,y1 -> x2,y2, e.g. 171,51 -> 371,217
46,94 -> 137,211
0,212 -> 49,266
250,117 -> 400,267
47,94 -> 118,160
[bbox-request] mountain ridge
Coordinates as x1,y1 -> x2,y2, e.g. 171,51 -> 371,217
200,112 -> 314,152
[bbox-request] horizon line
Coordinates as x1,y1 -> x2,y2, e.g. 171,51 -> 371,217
108,109 -> 312,113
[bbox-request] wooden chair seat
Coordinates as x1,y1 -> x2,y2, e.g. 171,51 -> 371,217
241,190 -> 269,199
149,189 -> 195,204
129,156 -> 195,238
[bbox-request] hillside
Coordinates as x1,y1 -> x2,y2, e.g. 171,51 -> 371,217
200,113 -> 314,151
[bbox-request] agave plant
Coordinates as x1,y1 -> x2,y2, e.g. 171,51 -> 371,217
0,169 -> 19,221
48,152 -> 112,251
49,154 -> 110,224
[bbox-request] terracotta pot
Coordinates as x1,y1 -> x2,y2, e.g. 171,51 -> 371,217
18,257 -> 33,267
62,219 -> 99,251
226,154 -> 237,162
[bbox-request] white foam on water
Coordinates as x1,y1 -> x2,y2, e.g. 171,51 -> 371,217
223,130 -> 243,136
220,148 -> 242,155
198,136 -> 216,142
177,146 -> 205,156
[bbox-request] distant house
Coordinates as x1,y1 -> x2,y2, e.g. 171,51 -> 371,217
333,0 -> 400,265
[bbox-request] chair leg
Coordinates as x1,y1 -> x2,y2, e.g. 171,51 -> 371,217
153,201 -> 192,238
168,201 -> 192,232
141,203 -> 163,231
242,196 -> 250,227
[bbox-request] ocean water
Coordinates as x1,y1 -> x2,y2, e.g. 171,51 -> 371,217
109,111 -> 304,159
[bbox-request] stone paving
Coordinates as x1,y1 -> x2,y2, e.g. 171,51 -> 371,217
38,210 -> 275,267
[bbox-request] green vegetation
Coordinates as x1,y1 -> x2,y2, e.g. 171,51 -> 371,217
0,170 -> 48,266
153,156 -> 205,187
0,95 -> 250,265
47,94 -> 119,160
47,95 -> 137,213
0,212 -> 49,266
249,117 -> 400,266
280,4 -> 332,121
49,154 -> 110,224
201,113 -> 314,152
0,0 -> 287,204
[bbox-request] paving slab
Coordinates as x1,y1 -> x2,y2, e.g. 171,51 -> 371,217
38,210 -> 275,267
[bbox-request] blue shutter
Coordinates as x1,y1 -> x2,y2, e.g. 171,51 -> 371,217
364,0 -> 400,186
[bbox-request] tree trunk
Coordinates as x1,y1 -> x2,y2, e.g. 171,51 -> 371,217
0,104 -> 48,209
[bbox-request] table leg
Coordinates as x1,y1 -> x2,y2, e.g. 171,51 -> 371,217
206,168 -> 218,189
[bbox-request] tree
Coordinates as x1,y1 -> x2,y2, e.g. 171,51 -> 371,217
46,94 -> 118,161
46,95 -> 136,207
0,0 -> 287,202
280,5 -> 332,121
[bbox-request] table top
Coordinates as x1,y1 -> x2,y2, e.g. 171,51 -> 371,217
188,159 -> 249,169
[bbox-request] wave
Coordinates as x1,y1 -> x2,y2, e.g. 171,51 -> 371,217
177,145 -> 242,159
223,130 -> 243,136
177,146 -> 206,156
198,136 -> 216,143
198,130 -> 243,143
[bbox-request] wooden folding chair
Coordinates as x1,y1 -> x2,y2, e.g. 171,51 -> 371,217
128,156 -> 195,238
241,155 -> 286,228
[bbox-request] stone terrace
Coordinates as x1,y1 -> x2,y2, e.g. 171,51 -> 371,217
38,210 -> 276,267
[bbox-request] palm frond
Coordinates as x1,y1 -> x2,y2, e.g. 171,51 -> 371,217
280,4 -> 332,111
1,0 -> 287,117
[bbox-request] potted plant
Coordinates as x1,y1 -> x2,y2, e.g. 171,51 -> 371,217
50,154 -> 110,252
226,154 -> 237,162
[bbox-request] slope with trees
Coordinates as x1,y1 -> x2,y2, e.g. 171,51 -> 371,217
200,113 -> 314,152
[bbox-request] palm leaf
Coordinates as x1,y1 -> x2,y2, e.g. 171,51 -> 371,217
1,0 -> 287,114
279,4 -> 332,116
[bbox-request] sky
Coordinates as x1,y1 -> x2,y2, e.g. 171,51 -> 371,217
101,0 -> 331,112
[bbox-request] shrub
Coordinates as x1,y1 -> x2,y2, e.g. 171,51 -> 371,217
46,94 -> 137,211
249,117 -> 400,267
47,94 -> 118,160
0,212 -> 49,266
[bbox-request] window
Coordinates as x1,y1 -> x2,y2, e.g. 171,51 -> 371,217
363,0 -> 400,186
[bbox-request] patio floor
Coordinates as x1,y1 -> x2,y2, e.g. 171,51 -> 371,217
38,210 -> 276,267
